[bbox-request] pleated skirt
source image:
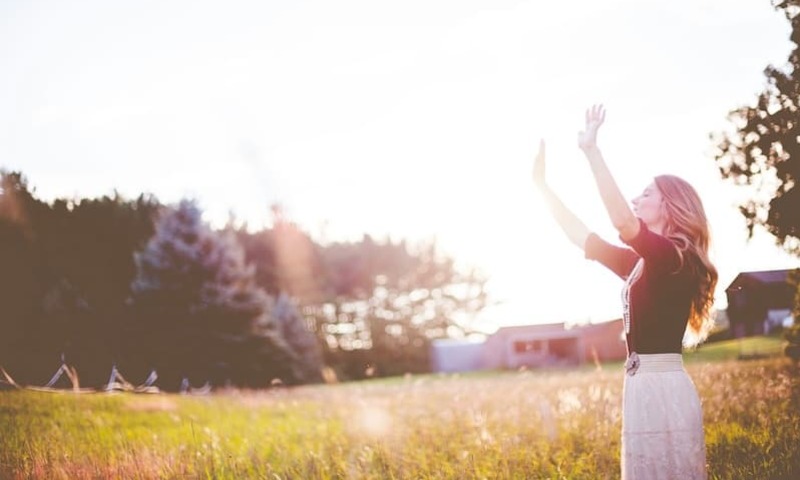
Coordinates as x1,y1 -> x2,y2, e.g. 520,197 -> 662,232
621,353 -> 707,480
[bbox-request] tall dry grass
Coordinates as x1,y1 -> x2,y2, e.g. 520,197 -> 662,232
1,357 -> 798,479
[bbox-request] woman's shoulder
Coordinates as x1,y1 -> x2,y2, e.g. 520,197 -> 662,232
641,234 -> 697,277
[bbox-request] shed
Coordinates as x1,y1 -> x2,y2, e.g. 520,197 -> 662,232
725,269 -> 794,337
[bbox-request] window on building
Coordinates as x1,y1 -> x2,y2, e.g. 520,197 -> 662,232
514,339 -> 544,354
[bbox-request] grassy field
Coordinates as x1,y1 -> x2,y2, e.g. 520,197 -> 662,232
1,343 -> 798,479
685,334 -> 786,363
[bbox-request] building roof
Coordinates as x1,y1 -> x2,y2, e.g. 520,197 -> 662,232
493,322 -> 567,335
431,337 -> 486,348
726,269 -> 791,291
490,319 -> 623,340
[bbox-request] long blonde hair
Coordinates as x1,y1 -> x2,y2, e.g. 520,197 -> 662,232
653,175 -> 718,343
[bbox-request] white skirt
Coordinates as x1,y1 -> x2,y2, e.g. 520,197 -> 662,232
622,353 -> 707,480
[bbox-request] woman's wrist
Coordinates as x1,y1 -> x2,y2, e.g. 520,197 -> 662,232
581,144 -> 601,155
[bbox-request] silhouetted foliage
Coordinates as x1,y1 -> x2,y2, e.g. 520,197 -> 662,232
0,171 -> 160,385
273,292 -> 324,383
235,217 -> 490,380
0,172 -> 54,383
51,194 -> 160,385
785,269 -> 800,359
129,200 -> 301,389
712,0 -> 800,255
304,237 -> 489,379
233,228 -> 280,295
1,171 -> 489,386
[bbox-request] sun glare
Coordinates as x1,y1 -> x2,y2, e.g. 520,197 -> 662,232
355,405 -> 394,438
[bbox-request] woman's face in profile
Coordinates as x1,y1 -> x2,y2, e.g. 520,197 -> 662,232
632,182 -> 665,230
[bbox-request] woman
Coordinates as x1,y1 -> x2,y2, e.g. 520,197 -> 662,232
533,105 -> 716,479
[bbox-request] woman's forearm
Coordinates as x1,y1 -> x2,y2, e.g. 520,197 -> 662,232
539,185 -> 590,250
583,146 -> 638,238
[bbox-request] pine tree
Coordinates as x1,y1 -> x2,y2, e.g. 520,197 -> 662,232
130,200 -> 297,389
272,292 -> 324,383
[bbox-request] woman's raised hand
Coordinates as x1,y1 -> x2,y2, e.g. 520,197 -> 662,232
577,104 -> 605,152
532,139 -> 546,188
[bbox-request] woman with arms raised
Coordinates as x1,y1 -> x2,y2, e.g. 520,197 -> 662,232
533,105 -> 716,479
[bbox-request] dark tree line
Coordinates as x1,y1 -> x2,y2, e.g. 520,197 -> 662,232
235,209 -> 489,380
0,172 -> 160,387
0,171 -> 488,389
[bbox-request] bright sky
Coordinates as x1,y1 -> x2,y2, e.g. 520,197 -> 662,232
2,0 -> 799,329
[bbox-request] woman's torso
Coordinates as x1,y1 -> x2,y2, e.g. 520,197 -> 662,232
623,257 -> 696,353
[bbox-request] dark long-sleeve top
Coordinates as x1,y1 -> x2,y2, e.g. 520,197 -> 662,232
584,219 -> 698,354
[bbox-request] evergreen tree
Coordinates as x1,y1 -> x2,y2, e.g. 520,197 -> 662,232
272,292 -> 324,383
130,199 -> 298,389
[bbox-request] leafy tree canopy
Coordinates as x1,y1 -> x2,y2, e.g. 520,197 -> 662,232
713,0 -> 800,255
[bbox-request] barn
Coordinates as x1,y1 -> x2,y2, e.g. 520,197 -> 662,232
725,269 -> 795,337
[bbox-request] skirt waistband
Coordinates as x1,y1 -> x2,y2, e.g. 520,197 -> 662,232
629,353 -> 684,373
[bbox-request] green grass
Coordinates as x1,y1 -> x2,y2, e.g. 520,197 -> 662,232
685,334 -> 785,363
1,353 -> 798,479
